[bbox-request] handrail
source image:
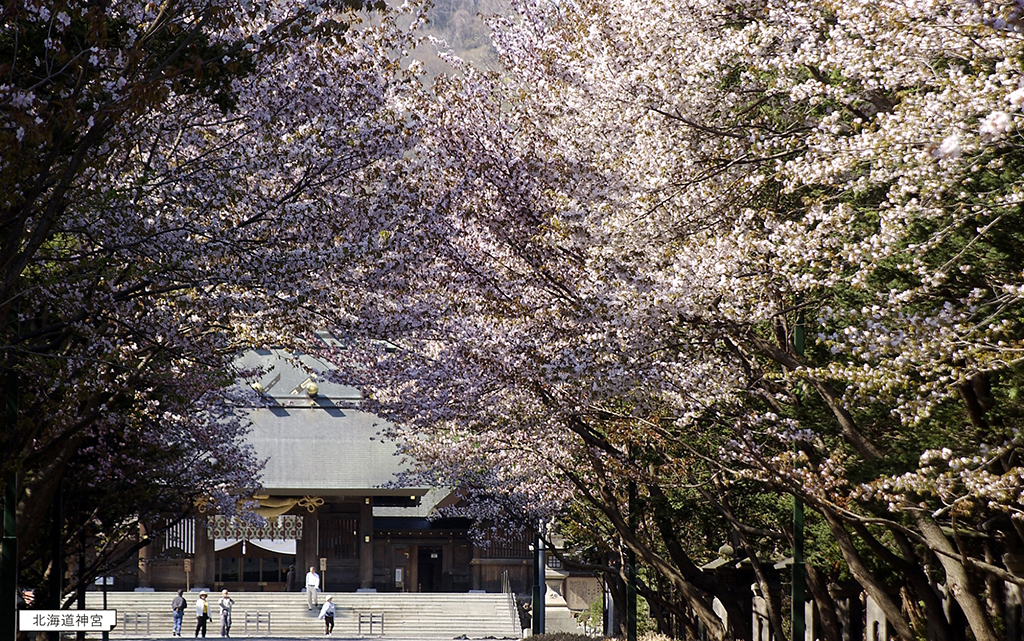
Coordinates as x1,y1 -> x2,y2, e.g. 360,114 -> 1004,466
501,570 -> 521,637
243,611 -> 271,635
358,611 -> 384,635
122,612 -> 149,636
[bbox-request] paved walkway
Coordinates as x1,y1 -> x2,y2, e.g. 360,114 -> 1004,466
107,634 -> 503,638
97,635 -> 519,641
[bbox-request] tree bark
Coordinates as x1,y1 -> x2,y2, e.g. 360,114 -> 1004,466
916,515 -> 999,641
822,509 -> 915,641
984,540 -> 1005,622
703,488 -> 781,641
850,521 -> 953,641
553,416 -> 731,641
805,565 -> 842,641
579,451 -> 729,641
887,527 -> 954,641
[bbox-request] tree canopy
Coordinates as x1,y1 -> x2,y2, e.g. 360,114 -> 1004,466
7,1 -> 1024,639
1,0 -> 422,601
323,1 -> 1024,640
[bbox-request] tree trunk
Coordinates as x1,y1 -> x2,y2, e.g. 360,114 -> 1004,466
822,510 -> 916,641
806,565 -> 842,641
614,516 -> 726,637
15,434 -> 83,546
568,448 -> 730,641
985,540 -> 1005,622
916,515 -> 999,641
852,521 -> 953,641
736,527 -> 784,640
888,528 -> 954,641
649,485 -> 750,639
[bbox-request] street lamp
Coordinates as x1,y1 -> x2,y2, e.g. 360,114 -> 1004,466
532,529 -> 545,635
792,320 -> 806,641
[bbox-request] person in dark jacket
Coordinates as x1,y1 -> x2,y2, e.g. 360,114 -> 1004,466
171,589 -> 187,637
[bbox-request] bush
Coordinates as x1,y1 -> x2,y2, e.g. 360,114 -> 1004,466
528,634 -> 611,641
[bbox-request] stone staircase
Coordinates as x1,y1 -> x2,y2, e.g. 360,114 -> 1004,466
82,591 -> 522,638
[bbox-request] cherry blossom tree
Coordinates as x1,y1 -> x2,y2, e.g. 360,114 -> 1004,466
1,0 -> 427,605
325,1 -> 1024,640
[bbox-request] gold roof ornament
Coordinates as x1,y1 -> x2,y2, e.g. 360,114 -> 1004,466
297,496 -> 325,512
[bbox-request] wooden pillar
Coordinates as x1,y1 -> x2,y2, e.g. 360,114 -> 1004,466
303,510 -> 320,577
138,521 -> 151,588
471,545 -> 482,591
395,544 -> 410,592
409,545 -> 419,593
359,499 -> 373,589
295,513 -> 307,583
193,517 -> 215,588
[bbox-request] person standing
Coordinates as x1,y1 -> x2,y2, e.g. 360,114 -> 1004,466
194,591 -> 210,638
305,565 -> 321,610
318,595 -> 335,636
171,589 -> 187,637
218,589 -> 235,637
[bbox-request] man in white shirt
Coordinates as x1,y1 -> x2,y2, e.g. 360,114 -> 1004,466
305,566 -> 321,610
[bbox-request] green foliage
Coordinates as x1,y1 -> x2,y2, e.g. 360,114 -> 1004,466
575,598 -> 604,635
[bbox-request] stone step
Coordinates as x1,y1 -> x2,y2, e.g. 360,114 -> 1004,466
83,592 -> 521,638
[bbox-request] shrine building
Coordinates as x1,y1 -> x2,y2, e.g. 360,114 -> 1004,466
137,347 -> 532,594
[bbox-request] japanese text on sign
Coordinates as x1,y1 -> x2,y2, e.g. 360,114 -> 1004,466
19,610 -> 117,631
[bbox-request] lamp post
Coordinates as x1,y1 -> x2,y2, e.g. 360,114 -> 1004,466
101,574 -> 109,641
1,362 -> 17,640
626,478 -> 637,641
792,320 -> 806,641
48,477 -> 63,641
532,530 -> 545,635
1,474 -> 16,640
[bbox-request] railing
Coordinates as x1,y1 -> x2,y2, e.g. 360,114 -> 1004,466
122,612 -> 149,636
243,611 -> 271,635
501,570 -> 522,636
358,612 -> 384,635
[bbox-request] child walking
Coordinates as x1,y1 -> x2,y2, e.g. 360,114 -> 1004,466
318,595 -> 335,636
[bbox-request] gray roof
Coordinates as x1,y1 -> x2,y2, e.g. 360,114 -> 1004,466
234,348 -> 362,402
234,349 -> 429,497
245,406 -> 427,496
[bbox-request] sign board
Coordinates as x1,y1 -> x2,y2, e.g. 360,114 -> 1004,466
564,576 -> 603,611
184,558 -> 192,572
320,557 -> 327,571
19,610 -> 117,632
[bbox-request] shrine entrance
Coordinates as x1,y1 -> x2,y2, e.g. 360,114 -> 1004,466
417,547 -> 443,592
208,515 -> 302,592
320,510 -> 363,591
214,541 -> 293,591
